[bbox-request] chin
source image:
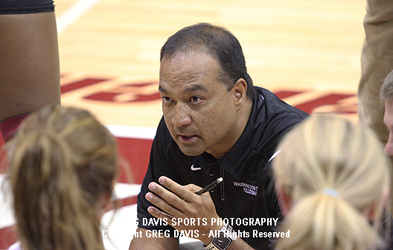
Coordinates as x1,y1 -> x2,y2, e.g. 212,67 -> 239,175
178,146 -> 204,157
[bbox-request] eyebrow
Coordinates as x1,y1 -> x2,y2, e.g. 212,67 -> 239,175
183,84 -> 208,93
158,85 -> 168,94
159,84 -> 208,94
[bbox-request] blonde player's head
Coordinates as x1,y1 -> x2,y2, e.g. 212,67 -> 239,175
8,105 -> 118,250
273,114 -> 391,250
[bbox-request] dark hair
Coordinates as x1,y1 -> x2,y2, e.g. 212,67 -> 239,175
160,23 -> 255,100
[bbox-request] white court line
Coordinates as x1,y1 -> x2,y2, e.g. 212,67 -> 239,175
56,0 -> 158,140
56,0 -> 101,34
105,124 -> 157,140
0,174 -> 14,228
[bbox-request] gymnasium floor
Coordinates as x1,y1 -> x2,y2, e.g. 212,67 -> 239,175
1,0 -> 365,249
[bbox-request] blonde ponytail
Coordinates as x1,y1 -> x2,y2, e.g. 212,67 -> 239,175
273,115 -> 391,250
8,105 -> 118,250
275,192 -> 385,250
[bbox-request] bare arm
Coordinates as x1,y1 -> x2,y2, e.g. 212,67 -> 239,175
129,227 -> 179,250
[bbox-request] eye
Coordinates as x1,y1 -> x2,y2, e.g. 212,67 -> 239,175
161,96 -> 173,104
190,96 -> 202,104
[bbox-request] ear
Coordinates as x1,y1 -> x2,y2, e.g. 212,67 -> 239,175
231,78 -> 248,108
100,190 -> 113,212
95,190 -> 113,219
275,182 -> 292,217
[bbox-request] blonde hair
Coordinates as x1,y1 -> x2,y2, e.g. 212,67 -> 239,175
7,105 -> 118,250
273,115 -> 391,250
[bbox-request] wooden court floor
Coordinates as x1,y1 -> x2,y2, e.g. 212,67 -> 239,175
56,0 -> 365,127
1,0 -> 366,248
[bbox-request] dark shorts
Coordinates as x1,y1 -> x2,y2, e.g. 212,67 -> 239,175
0,0 -> 54,14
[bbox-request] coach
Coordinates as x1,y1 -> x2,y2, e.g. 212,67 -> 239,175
129,23 -> 308,250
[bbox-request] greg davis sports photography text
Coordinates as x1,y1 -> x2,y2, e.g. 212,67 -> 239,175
120,217 -> 291,240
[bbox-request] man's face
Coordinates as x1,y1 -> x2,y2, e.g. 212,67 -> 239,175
384,99 -> 393,156
159,51 -> 243,159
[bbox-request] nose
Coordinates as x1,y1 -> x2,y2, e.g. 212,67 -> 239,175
385,133 -> 393,156
171,103 -> 192,127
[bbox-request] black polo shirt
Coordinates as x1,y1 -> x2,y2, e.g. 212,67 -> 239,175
136,86 -> 309,249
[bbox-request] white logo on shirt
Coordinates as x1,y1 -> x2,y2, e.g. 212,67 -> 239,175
190,164 -> 201,171
233,182 -> 258,196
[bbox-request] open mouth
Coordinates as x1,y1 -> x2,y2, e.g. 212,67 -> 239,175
179,134 -> 198,143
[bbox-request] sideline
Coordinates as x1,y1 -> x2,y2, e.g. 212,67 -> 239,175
56,0 -> 101,34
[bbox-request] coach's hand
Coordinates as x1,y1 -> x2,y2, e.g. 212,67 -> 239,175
145,176 -> 222,245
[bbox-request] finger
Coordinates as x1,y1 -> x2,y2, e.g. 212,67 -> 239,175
145,191 -> 183,218
185,183 -> 214,201
157,176 -> 196,202
148,181 -> 185,208
147,205 -> 174,221
184,183 -> 202,193
147,206 -> 190,230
